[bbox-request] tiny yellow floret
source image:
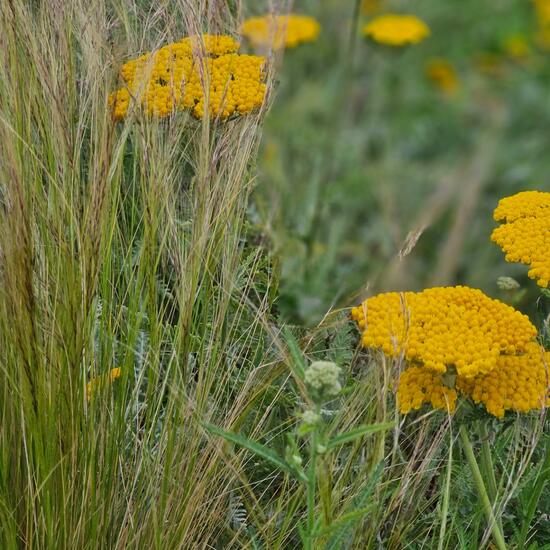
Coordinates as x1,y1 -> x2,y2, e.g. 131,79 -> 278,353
241,14 -> 320,50
363,14 -> 430,46
491,191 -> 550,288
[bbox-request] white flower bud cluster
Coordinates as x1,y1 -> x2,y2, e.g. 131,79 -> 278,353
304,361 -> 342,400
301,410 -> 321,426
497,276 -> 520,290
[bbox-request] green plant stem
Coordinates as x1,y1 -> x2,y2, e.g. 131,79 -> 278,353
459,425 -> 506,550
305,416 -> 319,550
437,429 -> 453,550
479,421 -> 503,534
347,0 -> 362,66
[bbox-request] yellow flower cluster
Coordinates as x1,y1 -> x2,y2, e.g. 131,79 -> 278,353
363,14 -> 430,46
534,0 -> 550,47
351,286 -> 536,378
425,58 -> 459,95
397,366 -> 458,414
86,368 -> 121,401
109,34 -> 266,120
502,34 -> 531,60
361,0 -> 382,15
241,14 -> 320,50
458,343 -> 549,418
491,191 -> 550,288
352,286 -> 547,417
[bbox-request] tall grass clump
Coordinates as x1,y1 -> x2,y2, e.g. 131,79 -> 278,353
0,1 -> 280,547
1,1 -> 548,549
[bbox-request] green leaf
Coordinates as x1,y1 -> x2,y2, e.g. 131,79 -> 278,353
204,423 -> 304,480
326,422 -> 394,450
324,461 -> 385,549
282,327 -> 306,381
315,505 -> 375,537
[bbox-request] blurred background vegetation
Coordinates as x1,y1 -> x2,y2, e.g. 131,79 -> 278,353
251,0 -> 550,325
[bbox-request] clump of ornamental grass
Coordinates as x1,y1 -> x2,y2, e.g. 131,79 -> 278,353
0,0 -> 282,547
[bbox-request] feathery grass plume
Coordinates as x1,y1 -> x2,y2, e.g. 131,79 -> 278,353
0,0 -> 280,546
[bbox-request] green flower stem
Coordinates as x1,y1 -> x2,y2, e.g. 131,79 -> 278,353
305,413 -> 319,550
459,425 -> 507,550
479,421 -> 503,534
437,429 -> 453,550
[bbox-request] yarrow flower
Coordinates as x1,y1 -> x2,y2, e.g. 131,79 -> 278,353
241,14 -> 320,50
534,0 -> 550,48
109,34 -> 266,121
86,368 -> 121,401
424,58 -> 459,95
352,286 -> 548,417
363,14 -> 430,47
351,286 -> 536,378
491,191 -> 550,288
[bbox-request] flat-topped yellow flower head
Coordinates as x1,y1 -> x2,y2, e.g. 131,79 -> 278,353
352,286 -> 547,418
109,34 -> 266,121
351,286 -> 536,379
241,14 -> 320,50
534,0 -> 550,25
363,14 -> 430,46
491,191 -> 550,288
425,58 -> 459,95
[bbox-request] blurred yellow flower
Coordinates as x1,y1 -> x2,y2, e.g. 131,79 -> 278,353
109,34 -> 266,120
425,58 -> 459,95
534,0 -> 550,25
361,0 -> 382,15
473,52 -> 504,76
241,14 -> 320,50
503,34 -> 531,60
491,191 -> 550,288
363,14 -> 430,46
87,368 -> 121,401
